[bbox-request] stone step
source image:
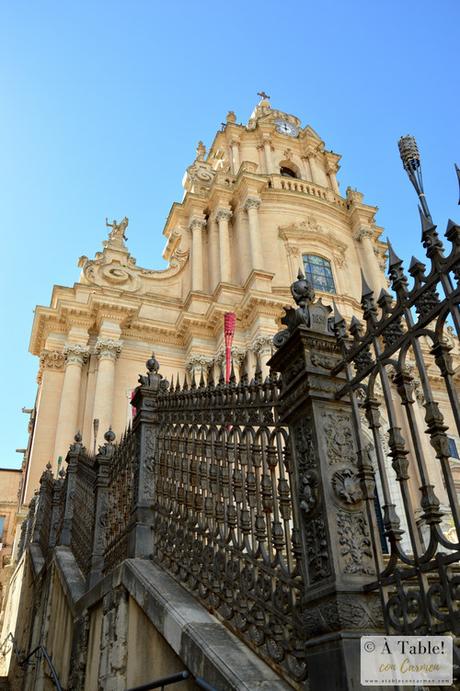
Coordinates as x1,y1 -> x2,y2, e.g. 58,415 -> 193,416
0,677 -> 9,691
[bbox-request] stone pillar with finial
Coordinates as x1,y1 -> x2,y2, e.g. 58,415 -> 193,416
88,428 -> 116,588
60,432 -> 83,546
128,353 -> 169,559
268,270 -> 384,691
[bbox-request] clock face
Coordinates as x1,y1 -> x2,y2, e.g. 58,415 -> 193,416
275,119 -> 298,137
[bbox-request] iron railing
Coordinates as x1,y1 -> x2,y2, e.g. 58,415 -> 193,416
149,360 -> 307,683
333,203 -> 460,644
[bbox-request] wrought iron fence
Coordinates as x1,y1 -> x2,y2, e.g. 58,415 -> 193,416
104,430 -> 136,572
70,447 -> 96,577
150,360 -> 307,683
333,207 -> 460,642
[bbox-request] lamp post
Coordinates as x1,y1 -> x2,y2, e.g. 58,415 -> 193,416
398,135 -> 432,221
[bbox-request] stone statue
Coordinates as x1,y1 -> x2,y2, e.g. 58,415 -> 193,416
105,217 -> 129,243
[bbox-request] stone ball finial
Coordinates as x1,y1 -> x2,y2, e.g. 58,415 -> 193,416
104,427 -> 116,444
291,269 -> 315,308
146,352 -> 160,373
74,431 -> 82,443
46,461 -> 52,471
58,467 -> 66,479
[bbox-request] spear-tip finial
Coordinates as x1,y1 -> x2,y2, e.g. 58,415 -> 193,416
455,164 -> 460,205
387,238 -> 403,269
332,300 -> 345,324
360,269 -> 373,297
418,204 -> 436,236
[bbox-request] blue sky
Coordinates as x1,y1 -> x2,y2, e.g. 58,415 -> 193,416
0,1 -> 458,468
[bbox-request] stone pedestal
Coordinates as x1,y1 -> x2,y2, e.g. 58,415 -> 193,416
269,293 -> 385,690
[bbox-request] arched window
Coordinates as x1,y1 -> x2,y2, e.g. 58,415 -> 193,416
280,165 -> 297,178
302,254 -> 336,294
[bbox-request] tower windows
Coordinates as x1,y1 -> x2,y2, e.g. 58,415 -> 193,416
302,254 -> 336,294
280,165 -> 298,178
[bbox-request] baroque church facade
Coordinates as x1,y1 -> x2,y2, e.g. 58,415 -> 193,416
23,96 -> 390,503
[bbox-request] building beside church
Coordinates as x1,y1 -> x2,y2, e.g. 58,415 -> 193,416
22,95 -> 391,503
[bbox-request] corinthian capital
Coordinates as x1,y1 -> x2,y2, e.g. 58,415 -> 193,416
185,354 -> 213,374
244,197 -> 261,212
95,338 -> 122,361
189,217 -> 206,233
353,227 -> 374,241
39,349 -> 66,371
252,335 -> 273,355
37,349 -> 66,383
64,344 -> 90,366
215,207 -> 232,223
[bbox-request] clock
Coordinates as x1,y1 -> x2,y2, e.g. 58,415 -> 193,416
275,119 -> 299,137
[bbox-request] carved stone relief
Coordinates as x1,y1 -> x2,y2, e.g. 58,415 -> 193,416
322,411 -> 356,465
337,510 -> 374,575
331,468 -> 363,506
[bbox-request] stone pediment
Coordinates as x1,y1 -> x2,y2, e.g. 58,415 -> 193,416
279,218 -> 348,268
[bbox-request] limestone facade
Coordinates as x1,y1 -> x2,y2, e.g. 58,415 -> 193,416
22,96 -> 459,506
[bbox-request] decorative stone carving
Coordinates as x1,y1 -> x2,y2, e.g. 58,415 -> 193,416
37,349 -> 65,383
64,344 -> 90,366
244,197 -> 261,211
299,469 -> 319,514
105,216 -> 128,246
189,217 -> 207,232
331,468 -> 363,505
301,593 -> 383,636
337,510 -> 374,575
185,354 -> 213,374
305,517 -> 330,581
323,412 -> 356,466
95,338 -> 122,361
39,349 -> 66,371
273,270 -> 334,349
215,207 -> 232,223
310,352 -> 335,369
252,335 -> 273,356
353,226 -> 374,241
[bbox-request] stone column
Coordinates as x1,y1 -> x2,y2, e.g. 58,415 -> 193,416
262,135 -> 273,173
355,227 -> 385,292
244,197 -> 263,270
307,153 -> 319,184
92,338 -> 122,448
53,344 -> 89,465
208,214 -> 220,291
230,139 -> 240,174
216,207 -> 232,283
252,335 -> 273,378
269,303 -> 384,690
24,350 -> 66,502
190,217 -> 206,291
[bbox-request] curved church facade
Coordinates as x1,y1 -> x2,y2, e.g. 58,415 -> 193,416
23,97 -> 457,510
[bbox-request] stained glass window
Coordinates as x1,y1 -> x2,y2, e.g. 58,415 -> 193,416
302,254 -> 336,294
